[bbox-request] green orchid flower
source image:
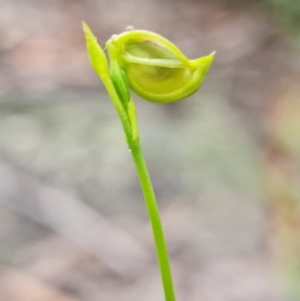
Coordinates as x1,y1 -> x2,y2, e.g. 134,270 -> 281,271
106,29 -> 215,103
83,22 -> 215,301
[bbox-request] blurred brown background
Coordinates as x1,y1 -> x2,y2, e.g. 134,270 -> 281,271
0,0 -> 299,300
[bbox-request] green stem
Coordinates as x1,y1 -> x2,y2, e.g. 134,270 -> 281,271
129,140 -> 176,301
103,73 -> 176,301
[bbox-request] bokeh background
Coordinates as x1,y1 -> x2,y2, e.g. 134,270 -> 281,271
0,0 -> 299,300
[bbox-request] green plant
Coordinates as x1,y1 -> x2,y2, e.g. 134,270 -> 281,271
83,23 -> 214,301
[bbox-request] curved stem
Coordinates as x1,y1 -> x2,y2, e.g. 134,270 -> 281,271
103,69 -> 176,301
102,72 -> 176,301
129,140 -> 176,301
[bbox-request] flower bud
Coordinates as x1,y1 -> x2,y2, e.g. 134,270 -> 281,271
106,30 -> 215,103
